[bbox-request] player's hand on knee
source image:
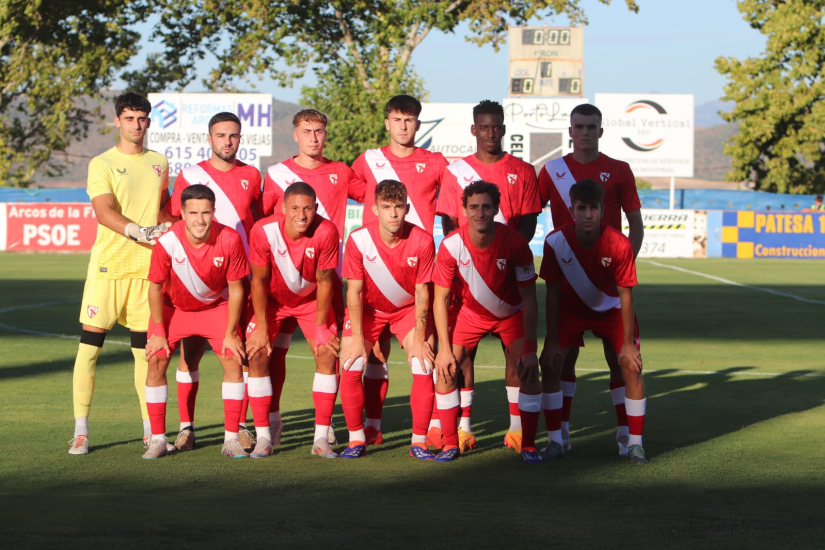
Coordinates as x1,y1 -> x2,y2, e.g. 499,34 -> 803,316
540,341 -> 563,376
245,328 -> 271,359
223,333 -> 246,364
435,349 -> 457,384
145,335 -> 170,359
313,324 -> 339,356
517,353 -> 539,386
408,340 -> 435,373
618,342 -> 642,373
341,337 -> 367,371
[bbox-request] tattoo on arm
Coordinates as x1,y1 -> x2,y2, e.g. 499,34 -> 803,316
419,308 -> 429,327
317,268 -> 334,281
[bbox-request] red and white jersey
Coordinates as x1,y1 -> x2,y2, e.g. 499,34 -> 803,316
343,220 -> 435,314
262,157 -> 366,237
248,212 -> 340,308
436,153 -> 541,229
166,160 -> 262,254
149,221 -> 249,312
352,146 -> 448,235
433,223 -> 536,320
539,153 -> 641,231
540,222 -> 637,319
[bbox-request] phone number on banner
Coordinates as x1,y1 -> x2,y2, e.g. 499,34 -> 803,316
162,146 -> 260,175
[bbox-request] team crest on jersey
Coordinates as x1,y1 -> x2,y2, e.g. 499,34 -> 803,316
601,257 -> 612,267
415,163 -> 426,173
496,258 -> 506,271
365,254 -> 377,263
153,165 -> 162,177
306,247 -> 315,259
600,172 -> 610,182
329,174 -> 338,185
241,179 -> 249,190
86,305 -> 98,318
213,257 -> 224,268
561,257 -> 573,265
555,171 -> 566,179
406,257 -> 418,267
507,174 -> 517,185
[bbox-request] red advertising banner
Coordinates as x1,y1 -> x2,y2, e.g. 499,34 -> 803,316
5,203 -> 98,251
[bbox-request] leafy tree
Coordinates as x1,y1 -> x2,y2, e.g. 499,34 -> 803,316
128,0 -> 639,162
0,1 -> 150,187
716,0 -> 825,194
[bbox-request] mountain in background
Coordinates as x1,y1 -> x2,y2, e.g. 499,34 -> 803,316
695,100 -> 733,127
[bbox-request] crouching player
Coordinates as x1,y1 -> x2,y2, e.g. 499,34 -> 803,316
142,184 -> 252,459
338,180 -> 437,460
245,182 -> 341,459
432,181 -> 539,462
538,179 -> 648,464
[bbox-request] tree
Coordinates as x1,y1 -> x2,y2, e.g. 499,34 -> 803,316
128,0 -> 639,162
0,1 -> 150,187
716,0 -> 825,194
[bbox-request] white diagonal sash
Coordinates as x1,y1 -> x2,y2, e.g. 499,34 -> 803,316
159,232 -> 228,304
545,231 -> 620,312
446,159 -> 507,224
263,221 -> 316,298
544,158 -> 576,209
364,149 -> 424,230
442,233 -> 520,319
266,162 -> 331,221
183,164 -> 249,255
350,228 -> 414,309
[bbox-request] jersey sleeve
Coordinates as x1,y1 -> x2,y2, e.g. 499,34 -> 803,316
435,168 -> 459,219
226,230 -> 251,281
512,234 -> 537,286
260,171 -> 284,217
167,172 -> 190,218
351,153 -> 368,182
148,243 -> 171,285
345,165 -> 366,204
613,236 -> 637,288
431,241 -> 457,288
248,223 -> 272,267
619,162 -> 642,213
521,166 -> 543,216
342,233 -> 364,280
537,166 -> 552,207
415,235 -> 436,284
250,171 -> 264,220
316,223 -> 340,272
86,157 -> 113,201
539,239 -> 562,283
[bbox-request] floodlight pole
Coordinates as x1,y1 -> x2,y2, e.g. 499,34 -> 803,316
669,176 -> 676,210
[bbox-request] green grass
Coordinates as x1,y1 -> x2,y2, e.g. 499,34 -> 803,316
1,254 -> 824,549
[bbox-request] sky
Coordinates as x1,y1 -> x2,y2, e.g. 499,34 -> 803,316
122,0 -> 767,108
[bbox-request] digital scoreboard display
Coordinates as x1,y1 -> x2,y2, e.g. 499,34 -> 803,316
508,26 -> 584,97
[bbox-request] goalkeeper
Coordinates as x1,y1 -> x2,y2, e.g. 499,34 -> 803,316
68,92 -> 173,455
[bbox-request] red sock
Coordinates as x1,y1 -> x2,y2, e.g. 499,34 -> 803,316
436,390 -> 459,447
221,382 -> 244,431
626,397 -> 646,438
519,392 -> 541,451
610,381 -> 629,427
561,375 -> 577,422
340,365 -> 365,432
175,370 -> 199,424
145,385 -> 167,436
542,391 -> 563,431
269,348 -> 288,413
411,374 -> 435,437
460,387 -> 473,420
312,373 -> 338,426
364,362 -> 388,421
246,377 -> 272,429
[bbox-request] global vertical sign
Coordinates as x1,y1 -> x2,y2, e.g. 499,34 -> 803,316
594,94 -> 694,178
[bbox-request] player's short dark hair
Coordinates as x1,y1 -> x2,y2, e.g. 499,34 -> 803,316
284,181 -> 317,202
293,109 -> 328,127
569,179 -> 605,207
816,195 -> 823,202
375,179 -> 408,204
462,180 -> 501,209
115,92 -> 151,117
385,95 -> 421,117
180,184 -> 216,207
570,103 -> 602,124
208,112 -> 241,132
472,100 -> 504,122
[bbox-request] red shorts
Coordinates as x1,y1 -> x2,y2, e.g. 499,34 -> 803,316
246,299 -> 337,343
148,303 -> 237,358
342,305 -> 430,347
274,275 -> 344,337
449,306 -> 524,350
558,305 -> 641,354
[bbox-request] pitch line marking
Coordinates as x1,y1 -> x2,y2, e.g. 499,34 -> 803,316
642,260 -> 825,306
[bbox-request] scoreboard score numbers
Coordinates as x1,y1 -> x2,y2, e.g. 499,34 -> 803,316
508,26 -> 584,97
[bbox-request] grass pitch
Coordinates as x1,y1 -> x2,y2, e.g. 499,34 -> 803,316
1,254 -> 824,549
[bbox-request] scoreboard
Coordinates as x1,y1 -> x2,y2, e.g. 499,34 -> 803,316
508,26 -> 584,97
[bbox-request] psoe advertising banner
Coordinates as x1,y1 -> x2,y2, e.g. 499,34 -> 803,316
4,203 -> 98,251
622,208 -> 695,258
147,93 -> 273,177
721,211 -> 825,259
595,93 -> 694,178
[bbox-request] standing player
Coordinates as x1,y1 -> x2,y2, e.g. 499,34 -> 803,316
164,112 -> 263,452
435,100 -> 543,451
68,92 -> 171,455
538,103 -> 645,455
245,182 -> 342,458
142,184 -> 259,459
538,179 -> 648,464
338,180 -> 436,460
432,181 -> 539,462
351,95 -> 448,445
261,109 -> 365,443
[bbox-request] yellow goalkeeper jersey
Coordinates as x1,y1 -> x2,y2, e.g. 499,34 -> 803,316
86,146 -> 169,280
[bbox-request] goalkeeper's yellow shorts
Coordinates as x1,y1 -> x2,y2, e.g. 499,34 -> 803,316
78,277 -> 151,331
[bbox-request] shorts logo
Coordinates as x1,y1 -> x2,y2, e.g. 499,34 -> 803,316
600,172 -> 610,182
507,174 -> 517,185
329,174 -> 338,185
213,256 -> 224,268
496,258 -> 506,270
555,171 -> 566,179
345,319 -> 351,330
459,258 -> 471,267
305,247 -> 315,259
415,163 -> 426,173
175,257 -> 186,264
406,256 -> 418,268
365,254 -> 377,263
153,165 -> 162,177
601,257 -> 612,267
241,179 -> 249,190
246,322 -> 256,335
86,305 -> 98,319
561,257 -> 573,265
277,247 -> 287,257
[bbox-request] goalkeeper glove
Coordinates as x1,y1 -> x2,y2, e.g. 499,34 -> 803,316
125,222 -> 171,245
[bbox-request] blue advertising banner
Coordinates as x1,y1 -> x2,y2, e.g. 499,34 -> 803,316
721,211 -> 825,259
